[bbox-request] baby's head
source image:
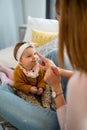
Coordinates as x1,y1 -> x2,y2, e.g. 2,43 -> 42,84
14,41 -> 39,70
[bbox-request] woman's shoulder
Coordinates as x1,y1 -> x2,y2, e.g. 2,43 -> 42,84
67,71 -> 87,100
68,71 -> 87,88
66,71 -> 87,129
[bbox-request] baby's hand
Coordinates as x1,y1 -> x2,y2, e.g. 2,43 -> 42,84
30,86 -> 38,94
37,88 -> 43,95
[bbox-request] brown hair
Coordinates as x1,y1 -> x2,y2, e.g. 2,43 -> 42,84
14,42 -> 26,61
58,0 -> 87,72
55,0 -> 60,15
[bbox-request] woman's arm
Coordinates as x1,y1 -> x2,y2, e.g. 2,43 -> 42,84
51,79 -> 66,130
59,68 -> 73,79
44,66 -> 66,130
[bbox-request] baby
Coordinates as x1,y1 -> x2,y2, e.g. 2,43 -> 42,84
13,41 -> 51,108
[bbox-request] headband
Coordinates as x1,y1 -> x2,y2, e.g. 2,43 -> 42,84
16,42 -> 35,61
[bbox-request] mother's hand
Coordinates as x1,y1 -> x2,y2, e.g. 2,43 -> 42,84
37,52 -> 61,90
37,52 -> 56,70
44,66 -> 61,87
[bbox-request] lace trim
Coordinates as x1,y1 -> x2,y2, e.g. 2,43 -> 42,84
19,64 -> 40,78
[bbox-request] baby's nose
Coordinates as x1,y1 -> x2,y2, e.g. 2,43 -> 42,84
32,55 -> 36,59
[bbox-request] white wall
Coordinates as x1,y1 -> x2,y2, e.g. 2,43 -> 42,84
22,0 -> 46,23
0,0 -> 23,49
0,0 -> 46,49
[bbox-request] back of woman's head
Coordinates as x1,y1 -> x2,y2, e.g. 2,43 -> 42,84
55,0 -> 60,20
55,0 -> 60,14
58,0 -> 87,72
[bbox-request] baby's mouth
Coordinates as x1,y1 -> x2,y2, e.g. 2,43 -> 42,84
32,60 -> 37,63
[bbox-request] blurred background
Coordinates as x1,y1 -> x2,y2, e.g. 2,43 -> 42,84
0,0 -> 56,49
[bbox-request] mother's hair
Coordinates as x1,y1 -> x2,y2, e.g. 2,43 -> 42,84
58,0 -> 87,72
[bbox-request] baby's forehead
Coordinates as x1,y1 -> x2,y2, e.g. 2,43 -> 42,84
27,46 -> 35,50
23,46 -> 36,53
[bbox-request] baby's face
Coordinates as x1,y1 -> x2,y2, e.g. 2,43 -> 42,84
20,47 -> 38,70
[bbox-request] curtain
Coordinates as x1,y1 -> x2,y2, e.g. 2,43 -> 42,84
46,0 -> 56,19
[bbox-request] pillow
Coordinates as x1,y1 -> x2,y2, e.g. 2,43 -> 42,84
36,38 -> 58,55
0,46 -> 17,68
31,29 -> 58,47
23,16 -> 59,41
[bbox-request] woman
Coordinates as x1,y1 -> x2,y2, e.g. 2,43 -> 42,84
38,0 -> 87,130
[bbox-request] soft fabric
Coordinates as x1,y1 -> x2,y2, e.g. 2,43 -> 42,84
32,29 -> 58,47
19,64 -> 40,78
0,85 -> 60,130
0,64 -> 13,80
24,16 -> 59,41
16,84 -> 51,108
36,38 -> 58,55
0,46 -> 17,68
0,72 -> 13,85
14,65 -> 46,94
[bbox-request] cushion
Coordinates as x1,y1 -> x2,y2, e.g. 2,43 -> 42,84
31,29 -> 58,47
23,16 -> 59,41
0,46 -> 17,68
36,38 -> 58,55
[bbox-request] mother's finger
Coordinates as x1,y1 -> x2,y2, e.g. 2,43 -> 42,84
37,51 -> 47,61
51,66 -> 60,76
